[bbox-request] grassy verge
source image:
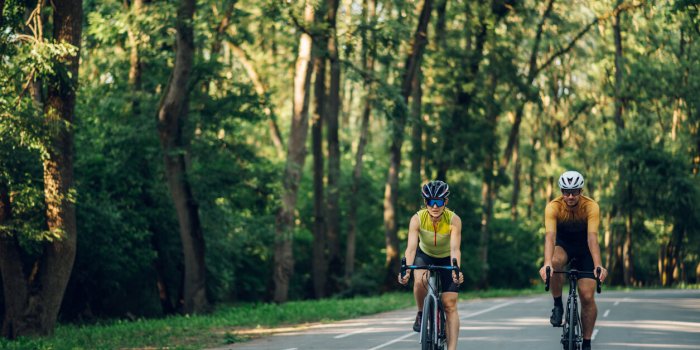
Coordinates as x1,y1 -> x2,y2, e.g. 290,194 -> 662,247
1,285 -> 693,350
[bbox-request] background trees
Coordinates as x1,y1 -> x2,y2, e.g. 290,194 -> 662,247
1,0 -> 698,337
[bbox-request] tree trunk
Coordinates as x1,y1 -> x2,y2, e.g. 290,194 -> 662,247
433,0 -> 447,48
478,72 -> 498,289
604,211 -> 613,271
311,25 -> 328,298
273,0 -> 315,303
622,212 -> 634,286
325,0 -> 342,294
37,0 -> 82,334
383,0 -> 433,291
527,137 -> 539,219
0,0 -> 5,28
613,0 -> 633,287
510,136 -> 521,220
125,0 -> 176,315
0,0 -> 82,338
127,0 -> 144,113
156,0 -> 208,314
613,0 -> 625,131
409,68 -> 423,201
345,0 -> 376,286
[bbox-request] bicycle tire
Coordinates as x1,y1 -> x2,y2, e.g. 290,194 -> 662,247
438,302 -> 446,350
568,300 -> 576,350
421,297 -> 435,350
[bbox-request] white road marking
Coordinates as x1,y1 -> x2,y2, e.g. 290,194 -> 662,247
334,327 -> 374,339
461,301 -> 516,319
525,298 -> 538,303
614,301 -> 620,306
370,301 -> 516,350
592,328 -> 599,340
604,309 -> 611,317
367,332 -> 414,350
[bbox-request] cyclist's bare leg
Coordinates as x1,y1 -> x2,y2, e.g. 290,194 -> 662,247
550,246 -> 569,298
413,269 -> 429,311
578,278 -> 597,339
441,291 -> 459,350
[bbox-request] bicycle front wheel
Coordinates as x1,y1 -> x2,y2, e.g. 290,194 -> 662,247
421,297 -> 435,350
567,301 -> 576,350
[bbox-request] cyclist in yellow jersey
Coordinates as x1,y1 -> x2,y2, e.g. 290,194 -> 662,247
539,171 -> 609,350
398,180 -> 464,350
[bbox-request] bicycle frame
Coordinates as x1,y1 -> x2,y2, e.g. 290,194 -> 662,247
420,270 -> 442,349
401,257 -> 459,350
545,267 -> 601,350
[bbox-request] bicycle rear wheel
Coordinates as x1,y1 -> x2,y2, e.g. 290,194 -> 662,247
421,297 -> 435,350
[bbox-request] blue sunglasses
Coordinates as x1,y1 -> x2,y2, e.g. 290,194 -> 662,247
426,198 -> 446,207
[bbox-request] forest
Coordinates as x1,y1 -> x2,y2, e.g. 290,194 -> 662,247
1,0 -> 699,339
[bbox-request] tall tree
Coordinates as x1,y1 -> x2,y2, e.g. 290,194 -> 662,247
325,0 -> 343,294
612,0 -> 633,287
409,68 -> 423,193
273,0 -> 315,303
383,0 -> 433,290
345,0 -> 376,286
0,0 -> 82,337
156,0 -> 209,314
311,1 -> 328,298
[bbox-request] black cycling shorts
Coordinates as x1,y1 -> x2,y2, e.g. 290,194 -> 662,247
556,241 -> 595,279
413,248 -> 460,293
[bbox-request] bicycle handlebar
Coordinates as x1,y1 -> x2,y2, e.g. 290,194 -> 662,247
400,257 -> 461,284
545,266 -> 602,294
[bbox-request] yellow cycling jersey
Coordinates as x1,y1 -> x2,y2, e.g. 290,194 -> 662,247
545,195 -> 600,247
417,208 -> 455,258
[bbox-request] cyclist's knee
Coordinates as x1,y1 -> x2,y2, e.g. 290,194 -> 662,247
579,290 -> 595,305
442,293 -> 458,312
552,256 -> 566,269
443,302 -> 458,314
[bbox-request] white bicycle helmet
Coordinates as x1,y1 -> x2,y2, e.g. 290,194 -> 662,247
558,170 -> 584,190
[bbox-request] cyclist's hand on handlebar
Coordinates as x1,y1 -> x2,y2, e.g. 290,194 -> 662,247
398,272 -> 410,285
595,266 -> 608,282
539,265 -> 551,282
452,271 -> 464,285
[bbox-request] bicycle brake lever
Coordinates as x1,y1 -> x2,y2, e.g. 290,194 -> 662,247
596,267 -> 601,294
545,266 -> 551,292
400,257 -> 407,280
452,258 -> 461,285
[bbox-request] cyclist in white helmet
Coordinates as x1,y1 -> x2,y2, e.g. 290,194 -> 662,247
539,170 -> 608,350
398,180 -> 464,350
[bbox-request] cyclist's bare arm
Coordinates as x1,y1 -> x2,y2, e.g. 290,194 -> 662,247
586,202 -> 607,281
541,203 -> 558,281
449,214 -> 463,283
399,214 -> 420,284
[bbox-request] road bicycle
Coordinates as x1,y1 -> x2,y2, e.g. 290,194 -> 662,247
545,265 -> 601,350
401,257 -> 460,350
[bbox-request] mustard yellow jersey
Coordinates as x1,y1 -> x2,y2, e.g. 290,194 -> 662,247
417,208 -> 455,258
545,195 -> 600,248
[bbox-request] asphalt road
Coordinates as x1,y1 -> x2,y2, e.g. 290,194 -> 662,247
214,289 -> 700,350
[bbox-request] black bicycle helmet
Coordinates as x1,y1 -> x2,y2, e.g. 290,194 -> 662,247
421,180 -> 450,199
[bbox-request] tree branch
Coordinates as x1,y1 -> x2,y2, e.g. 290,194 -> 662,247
536,1 -> 645,76
528,0 -> 556,81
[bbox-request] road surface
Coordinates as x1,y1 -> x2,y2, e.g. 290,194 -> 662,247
213,289 -> 700,350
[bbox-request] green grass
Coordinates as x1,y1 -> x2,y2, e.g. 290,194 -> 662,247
1,285 -> 693,350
